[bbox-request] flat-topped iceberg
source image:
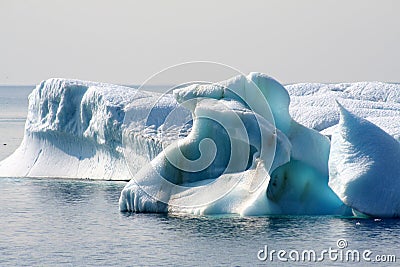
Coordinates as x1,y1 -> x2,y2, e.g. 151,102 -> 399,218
0,78 -> 186,179
288,82 -> 400,139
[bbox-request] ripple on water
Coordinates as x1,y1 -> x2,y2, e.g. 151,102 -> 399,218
0,177 -> 399,266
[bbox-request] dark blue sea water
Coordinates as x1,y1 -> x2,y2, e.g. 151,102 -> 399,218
1,86 -> 399,266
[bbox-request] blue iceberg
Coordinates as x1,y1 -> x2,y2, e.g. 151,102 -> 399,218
119,73 -> 347,216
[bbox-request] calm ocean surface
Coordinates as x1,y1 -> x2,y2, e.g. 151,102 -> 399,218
0,86 -> 399,266
0,85 -> 32,161
1,178 -> 399,267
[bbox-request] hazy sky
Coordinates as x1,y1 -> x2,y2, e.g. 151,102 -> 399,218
1,0 -> 399,85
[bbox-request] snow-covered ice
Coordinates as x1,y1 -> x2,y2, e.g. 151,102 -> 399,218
287,82 -> 400,139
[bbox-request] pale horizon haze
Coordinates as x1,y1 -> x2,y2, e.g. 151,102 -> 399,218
0,0 -> 399,85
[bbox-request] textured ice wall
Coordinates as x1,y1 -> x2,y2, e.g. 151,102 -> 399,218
0,79 -> 184,179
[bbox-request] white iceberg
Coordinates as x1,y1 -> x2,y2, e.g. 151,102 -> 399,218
0,78 -> 185,179
329,103 -> 400,218
287,82 -> 400,139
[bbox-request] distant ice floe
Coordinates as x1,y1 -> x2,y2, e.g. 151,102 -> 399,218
287,82 -> 400,139
1,75 -> 400,217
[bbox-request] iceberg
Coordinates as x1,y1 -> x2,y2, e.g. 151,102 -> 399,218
329,103 -> 400,218
0,78 -> 186,179
2,74 -> 400,217
119,73 -> 346,215
287,82 -> 400,139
